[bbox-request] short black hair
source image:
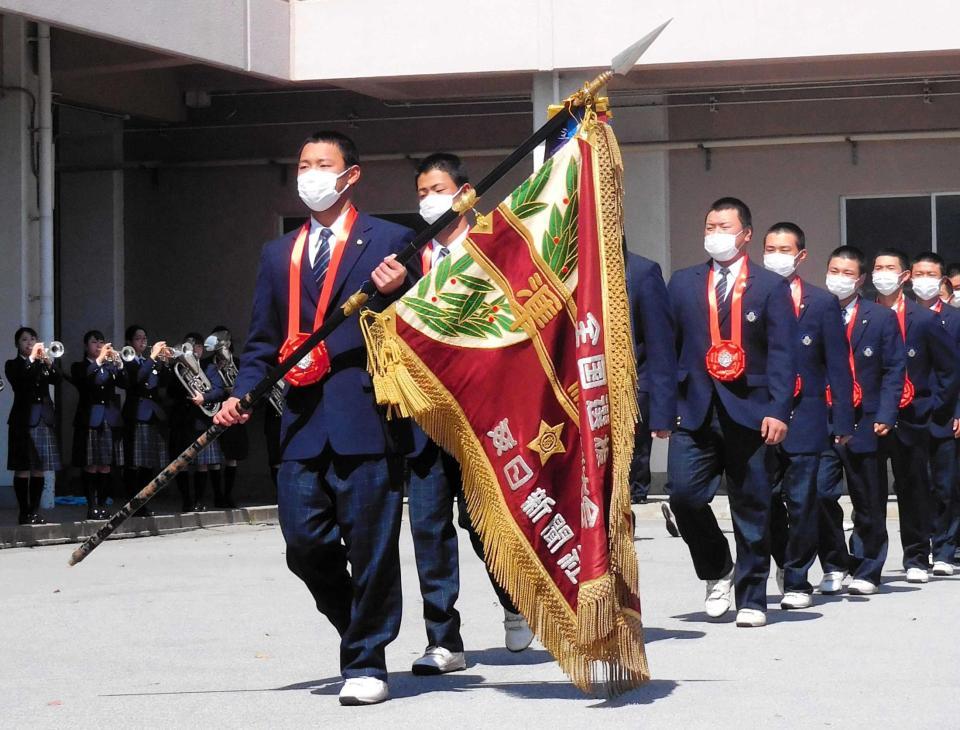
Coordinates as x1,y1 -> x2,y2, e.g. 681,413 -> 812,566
912,251 -> 945,276
298,130 -> 359,168
14,326 -> 37,346
210,325 -> 230,336
765,221 -> 806,251
415,153 -> 470,188
183,331 -> 203,345
829,245 -> 865,276
83,330 -> 105,345
707,197 -> 752,229
874,247 -> 910,273
125,324 -> 146,343
946,262 -> 960,278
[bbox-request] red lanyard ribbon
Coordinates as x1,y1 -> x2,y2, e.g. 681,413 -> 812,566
705,260 -> 749,381
280,206 -> 358,386
893,294 -> 915,408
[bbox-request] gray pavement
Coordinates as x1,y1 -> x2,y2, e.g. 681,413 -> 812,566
2,512 -> 958,729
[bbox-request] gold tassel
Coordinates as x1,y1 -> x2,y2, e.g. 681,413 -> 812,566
359,309 -> 430,419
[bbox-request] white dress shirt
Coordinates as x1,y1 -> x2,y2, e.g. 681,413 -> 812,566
428,227 -> 469,269
308,206 -> 355,268
842,295 -> 859,325
712,255 -> 746,301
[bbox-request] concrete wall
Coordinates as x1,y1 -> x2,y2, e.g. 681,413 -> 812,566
293,0 -> 960,80
0,16 -> 40,494
0,0 -> 291,79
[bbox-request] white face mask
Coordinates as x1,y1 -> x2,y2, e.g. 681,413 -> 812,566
297,167 -> 352,212
951,292 -> 960,308
872,270 -> 902,297
419,186 -> 465,225
825,273 -> 859,299
763,252 -> 799,278
704,231 -> 742,262
911,276 -> 942,302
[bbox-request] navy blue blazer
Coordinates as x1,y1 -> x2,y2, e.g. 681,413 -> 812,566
122,357 -> 167,424
70,359 -> 125,429
233,211 -> 417,461
667,258 -> 798,432
934,303 -> 960,438
843,297 -> 906,453
627,253 -> 678,432
892,297 -> 959,445
783,280 -> 855,454
5,356 -> 60,428
908,300 -> 960,440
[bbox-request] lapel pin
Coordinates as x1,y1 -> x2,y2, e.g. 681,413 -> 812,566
746,311 -> 757,322
863,347 -> 873,357
355,238 -> 363,246
802,335 -> 812,346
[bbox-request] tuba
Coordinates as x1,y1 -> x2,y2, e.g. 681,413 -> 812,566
173,342 -> 220,418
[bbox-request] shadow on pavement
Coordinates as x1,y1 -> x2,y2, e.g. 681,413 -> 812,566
671,609 -> 822,625
643,626 -> 706,642
467,647 -> 553,667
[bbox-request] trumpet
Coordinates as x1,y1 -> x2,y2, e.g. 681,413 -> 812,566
38,341 -> 65,360
155,341 -> 193,363
172,343 -> 220,418
100,343 -> 134,366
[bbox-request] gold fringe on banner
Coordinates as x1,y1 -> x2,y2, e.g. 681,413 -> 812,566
359,119 -> 647,696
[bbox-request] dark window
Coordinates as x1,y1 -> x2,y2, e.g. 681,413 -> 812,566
844,196 -> 932,263
935,194 -> 960,265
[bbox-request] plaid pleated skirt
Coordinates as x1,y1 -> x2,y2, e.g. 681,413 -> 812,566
130,423 -> 169,469
7,422 -> 61,471
85,425 -> 125,468
194,437 -> 224,466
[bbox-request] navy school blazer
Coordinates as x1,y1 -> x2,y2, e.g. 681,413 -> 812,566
233,211 -> 417,461
122,357 -> 167,425
783,280 -> 855,454
70,359 -> 125,429
626,253 -> 678,432
5,356 -> 60,428
667,258 -> 799,432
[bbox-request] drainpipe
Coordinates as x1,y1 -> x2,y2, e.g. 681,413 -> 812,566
37,22 -> 54,343
37,23 -> 55,508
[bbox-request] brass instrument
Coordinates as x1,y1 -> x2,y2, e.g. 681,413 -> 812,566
204,333 -> 285,415
39,341 -> 65,360
100,343 -> 134,366
173,342 -> 220,418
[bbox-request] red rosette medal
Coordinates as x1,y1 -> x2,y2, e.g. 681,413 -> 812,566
705,341 -> 746,382
279,334 -> 330,387
899,376 -> 915,409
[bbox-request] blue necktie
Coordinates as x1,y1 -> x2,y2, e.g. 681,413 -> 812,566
312,228 -> 334,289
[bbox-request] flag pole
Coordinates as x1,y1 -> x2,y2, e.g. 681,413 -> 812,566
68,20 -> 672,566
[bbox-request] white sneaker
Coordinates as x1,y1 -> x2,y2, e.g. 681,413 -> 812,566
818,571 -> 847,594
848,579 -> 877,595
504,610 -> 534,652
411,646 -> 466,675
906,567 -> 929,583
780,592 -> 812,609
775,568 -> 785,595
735,608 -> 767,627
932,561 -> 955,577
704,569 -> 735,618
338,677 -> 389,706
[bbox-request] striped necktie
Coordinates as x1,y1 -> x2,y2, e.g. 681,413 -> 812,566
436,246 -> 450,266
312,227 -> 334,289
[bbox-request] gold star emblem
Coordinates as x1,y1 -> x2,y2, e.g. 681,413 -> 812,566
527,420 -> 566,466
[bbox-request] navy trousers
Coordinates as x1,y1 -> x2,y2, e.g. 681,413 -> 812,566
408,442 -> 516,652
880,430 -> 932,570
816,443 -> 888,585
929,435 -> 958,564
277,450 -> 404,682
667,400 -> 773,612
629,392 -> 652,502
769,449 -> 821,593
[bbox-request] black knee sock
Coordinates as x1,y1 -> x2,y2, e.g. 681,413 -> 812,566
176,472 -> 191,511
194,471 -> 207,506
223,465 -> 237,507
98,472 -> 112,508
13,476 -> 29,520
28,475 -> 44,514
210,469 -> 223,507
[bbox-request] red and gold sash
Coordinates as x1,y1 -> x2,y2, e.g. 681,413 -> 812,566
705,260 -> 749,381
894,294 -> 915,408
791,279 -> 802,398
280,206 -> 358,386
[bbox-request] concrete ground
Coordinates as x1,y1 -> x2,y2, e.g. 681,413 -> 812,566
2,511 -> 958,729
